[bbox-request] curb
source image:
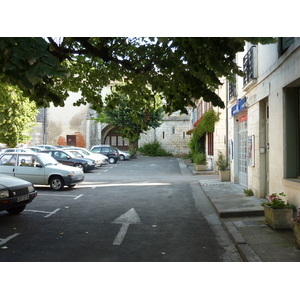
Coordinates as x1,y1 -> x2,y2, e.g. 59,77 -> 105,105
222,220 -> 262,262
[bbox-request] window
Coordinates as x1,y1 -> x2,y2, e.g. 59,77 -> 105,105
278,37 -> 294,56
243,46 -> 256,86
285,87 -> 300,177
0,154 -> 17,166
172,127 -> 175,134
18,155 -> 36,167
207,132 -> 214,156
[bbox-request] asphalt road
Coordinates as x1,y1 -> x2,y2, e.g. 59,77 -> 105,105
0,156 -> 238,262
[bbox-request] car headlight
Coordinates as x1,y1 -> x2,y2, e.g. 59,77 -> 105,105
0,190 -> 9,198
28,185 -> 35,193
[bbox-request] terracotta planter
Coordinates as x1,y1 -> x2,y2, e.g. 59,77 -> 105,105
195,164 -> 206,171
264,205 -> 293,229
293,222 -> 300,249
219,170 -> 230,181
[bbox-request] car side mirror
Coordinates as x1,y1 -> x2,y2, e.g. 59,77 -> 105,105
35,163 -> 42,168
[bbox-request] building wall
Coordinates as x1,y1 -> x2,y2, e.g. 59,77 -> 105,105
230,38 -> 300,206
139,111 -> 192,155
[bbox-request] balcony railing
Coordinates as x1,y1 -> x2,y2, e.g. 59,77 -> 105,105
243,46 -> 256,87
228,80 -> 236,100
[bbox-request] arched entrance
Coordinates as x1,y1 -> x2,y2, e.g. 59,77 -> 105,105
102,127 -> 129,151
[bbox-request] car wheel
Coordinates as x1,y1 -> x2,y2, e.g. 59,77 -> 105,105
6,205 -> 26,214
119,155 -> 125,161
109,157 -> 116,164
74,163 -> 84,169
49,176 -> 64,191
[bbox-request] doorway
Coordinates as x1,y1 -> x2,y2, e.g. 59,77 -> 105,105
66,135 -> 76,146
238,114 -> 248,187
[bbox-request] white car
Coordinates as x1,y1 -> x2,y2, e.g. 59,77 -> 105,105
0,148 -> 35,154
63,147 -> 108,167
0,152 -> 85,191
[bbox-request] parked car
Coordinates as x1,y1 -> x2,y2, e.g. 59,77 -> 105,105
40,149 -> 96,172
0,174 -> 37,214
90,145 -> 130,161
23,147 -> 43,152
0,152 -> 85,191
0,148 -> 34,154
63,147 -> 108,167
35,145 -> 59,150
90,145 -> 120,164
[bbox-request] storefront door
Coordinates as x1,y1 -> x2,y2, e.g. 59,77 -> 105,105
238,114 -> 248,187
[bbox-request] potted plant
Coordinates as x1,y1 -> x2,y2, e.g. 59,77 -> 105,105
215,151 -> 229,181
292,206 -> 300,249
193,152 -> 207,171
262,192 -> 296,229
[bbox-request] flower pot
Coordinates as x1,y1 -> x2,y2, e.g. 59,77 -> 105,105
293,222 -> 300,249
195,164 -> 206,171
264,205 -> 293,229
219,170 -> 230,181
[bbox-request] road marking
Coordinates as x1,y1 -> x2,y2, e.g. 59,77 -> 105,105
112,208 -> 142,245
0,233 -> 20,246
36,193 -> 75,197
44,208 -> 60,218
74,194 -> 83,200
25,208 -> 60,218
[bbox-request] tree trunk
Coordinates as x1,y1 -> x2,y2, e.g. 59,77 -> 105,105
129,140 -> 139,158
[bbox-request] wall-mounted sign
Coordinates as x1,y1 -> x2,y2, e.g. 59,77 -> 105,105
239,113 -> 248,122
231,97 -> 247,117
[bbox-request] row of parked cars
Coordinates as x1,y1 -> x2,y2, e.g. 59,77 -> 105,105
0,145 -> 131,215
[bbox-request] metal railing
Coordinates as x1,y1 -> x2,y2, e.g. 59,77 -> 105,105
228,80 -> 236,100
243,46 -> 256,86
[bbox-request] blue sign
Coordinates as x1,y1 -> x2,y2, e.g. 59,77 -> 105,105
231,105 -> 239,116
231,97 -> 247,117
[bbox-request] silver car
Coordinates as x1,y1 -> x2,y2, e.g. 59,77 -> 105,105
63,147 -> 108,167
0,152 -> 85,191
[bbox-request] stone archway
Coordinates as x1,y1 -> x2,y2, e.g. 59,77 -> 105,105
102,126 -> 129,151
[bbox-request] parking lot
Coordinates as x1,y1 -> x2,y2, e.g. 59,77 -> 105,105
0,157 -> 224,262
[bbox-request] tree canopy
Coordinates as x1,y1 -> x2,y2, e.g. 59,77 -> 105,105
97,90 -> 164,155
0,81 -> 38,147
0,37 -> 276,114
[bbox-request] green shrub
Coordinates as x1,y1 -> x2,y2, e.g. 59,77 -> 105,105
138,141 -> 173,157
193,152 -> 206,165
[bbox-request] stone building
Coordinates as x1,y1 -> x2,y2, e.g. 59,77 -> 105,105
29,92 -> 192,156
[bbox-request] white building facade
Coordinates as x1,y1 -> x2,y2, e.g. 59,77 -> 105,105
228,37 -> 300,207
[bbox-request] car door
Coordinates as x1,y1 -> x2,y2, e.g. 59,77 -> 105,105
0,154 -> 17,176
52,151 -> 74,167
100,147 -> 109,157
14,154 -> 46,184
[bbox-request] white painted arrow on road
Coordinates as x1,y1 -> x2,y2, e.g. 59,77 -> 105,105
112,208 -> 142,245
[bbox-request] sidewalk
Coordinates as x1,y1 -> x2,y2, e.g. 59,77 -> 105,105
185,161 -> 300,262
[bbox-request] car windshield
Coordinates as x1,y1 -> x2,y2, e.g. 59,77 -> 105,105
80,149 -> 91,156
37,153 -> 60,165
63,150 -> 77,158
70,150 -> 83,158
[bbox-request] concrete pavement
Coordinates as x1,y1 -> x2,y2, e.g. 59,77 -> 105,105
185,160 -> 300,262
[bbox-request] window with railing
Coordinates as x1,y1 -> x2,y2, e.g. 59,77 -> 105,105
243,46 -> 256,87
228,80 -> 236,100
